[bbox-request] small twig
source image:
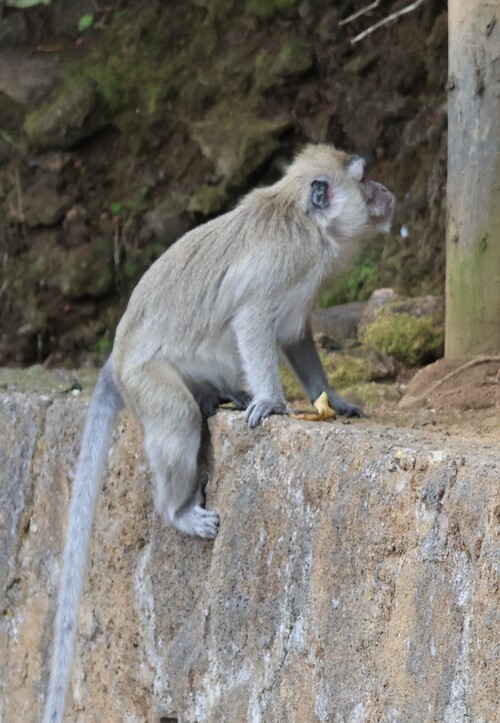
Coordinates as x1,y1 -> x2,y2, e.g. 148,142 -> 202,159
0,129 -> 20,150
339,1 -> 381,27
14,168 -> 25,224
113,222 -> 121,269
34,45 -> 64,54
351,0 -> 428,44
414,356 -> 500,403
121,218 -> 133,252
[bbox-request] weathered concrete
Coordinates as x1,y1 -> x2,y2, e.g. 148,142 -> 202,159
0,372 -> 498,722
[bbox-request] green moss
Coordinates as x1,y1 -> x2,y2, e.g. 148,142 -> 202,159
58,4 -> 202,135
319,241 -> 384,307
254,38 -> 313,90
24,81 -> 101,150
320,262 -> 377,307
360,313 -> 444,365
123,259 -> 136,278
273,38 -> 314,76
94,336 -> 113,357
188,184 -> 229,216
321,354 -> 367,389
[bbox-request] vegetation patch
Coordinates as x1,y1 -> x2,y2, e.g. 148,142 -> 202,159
359,312 -> 444,365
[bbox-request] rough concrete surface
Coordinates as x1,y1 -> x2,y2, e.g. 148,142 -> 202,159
0,372 -> 498,722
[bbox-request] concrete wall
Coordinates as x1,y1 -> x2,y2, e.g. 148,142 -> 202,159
0,371 -> 498,722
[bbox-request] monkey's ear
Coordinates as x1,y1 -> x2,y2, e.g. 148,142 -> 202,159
347,156 -> 366,182
310,179 -> 330,210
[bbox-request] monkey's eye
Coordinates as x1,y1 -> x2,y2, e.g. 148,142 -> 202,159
310,179 -> 330,210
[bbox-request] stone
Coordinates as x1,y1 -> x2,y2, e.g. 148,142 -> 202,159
190,102 -> 291,186
143,191 -> 190,245
270,37 -> 314,77
254,38 -> 314,91
49,237 -> 114,298
6,173 -> 74,227
24,81 -> 101,150
311,301 -> 366,343
0,371 -> 498,722
0,50 -> 61,106
360,287 -> 399,324
0,14 -> 28,50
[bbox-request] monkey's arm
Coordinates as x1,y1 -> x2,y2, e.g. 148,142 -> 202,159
282,327 -> 365,418
192,385 -> 251,418
233,308 -> 287,427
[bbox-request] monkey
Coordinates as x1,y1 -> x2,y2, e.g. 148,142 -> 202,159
43,143 -> 395,722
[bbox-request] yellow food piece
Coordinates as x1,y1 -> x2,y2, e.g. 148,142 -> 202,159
291,391 -> 336,421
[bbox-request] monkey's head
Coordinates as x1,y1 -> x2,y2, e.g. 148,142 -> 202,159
289,144 -> 395,243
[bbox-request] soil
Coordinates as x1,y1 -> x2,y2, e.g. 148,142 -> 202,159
392,356 -> 500,443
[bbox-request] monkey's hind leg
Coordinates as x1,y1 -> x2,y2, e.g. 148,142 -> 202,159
133,361 -> 219,539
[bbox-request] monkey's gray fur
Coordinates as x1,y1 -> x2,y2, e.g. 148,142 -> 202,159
43,143 -> 395,722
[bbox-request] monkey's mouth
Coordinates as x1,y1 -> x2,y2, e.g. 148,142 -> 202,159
365,181 -> 396,232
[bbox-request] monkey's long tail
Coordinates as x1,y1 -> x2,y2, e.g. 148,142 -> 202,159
43,359 -> 123,723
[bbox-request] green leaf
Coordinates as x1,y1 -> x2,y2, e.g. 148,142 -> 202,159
77,13 -> 94,33
123,259 -> 136,278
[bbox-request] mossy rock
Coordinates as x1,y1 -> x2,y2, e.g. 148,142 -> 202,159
190,102 -> 291,185
188,184 -> 229,216
321,354 -> 367,389
0,94 -> 25,161
359,311 -> 444,365
24,81 -> 102,150
272,37 -> 314,77
7,174 -> 74,227
254,37 -> 314,90
50,237 -> 115,299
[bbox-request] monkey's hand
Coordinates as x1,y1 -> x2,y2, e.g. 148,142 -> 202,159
245,398 -> 287,428
327,391 -> 366,418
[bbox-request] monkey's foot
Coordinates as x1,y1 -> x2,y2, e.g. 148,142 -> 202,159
227,390 -> 252,410
245,399 -> 287,428
173,505 -> 219,539
329,393 -> 366,418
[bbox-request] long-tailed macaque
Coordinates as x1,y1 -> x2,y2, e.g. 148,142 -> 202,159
43,143 -> 395,722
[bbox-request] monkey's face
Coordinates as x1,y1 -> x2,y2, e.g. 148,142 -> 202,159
300,146 -> 395,243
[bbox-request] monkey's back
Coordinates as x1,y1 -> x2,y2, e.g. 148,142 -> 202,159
111,181 -> 330,395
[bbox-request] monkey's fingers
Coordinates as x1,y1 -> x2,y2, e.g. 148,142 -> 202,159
292,391 -> 336,422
